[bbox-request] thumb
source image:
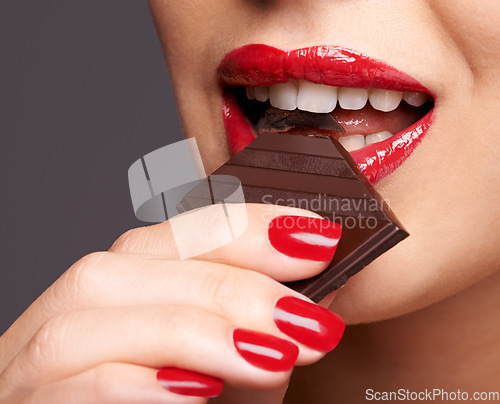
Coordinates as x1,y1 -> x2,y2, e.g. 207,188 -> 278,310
110,203 -> 341,282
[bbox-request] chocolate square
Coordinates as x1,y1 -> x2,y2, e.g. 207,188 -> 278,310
178,133 -> 408,302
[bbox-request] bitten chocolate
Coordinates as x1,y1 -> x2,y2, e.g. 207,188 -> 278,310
178,132 -> 409,302
256,107 -> 346,135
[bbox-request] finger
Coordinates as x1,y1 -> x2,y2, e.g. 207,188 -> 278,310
0,306 -> 297,401
20,363 -> 210,404
2,253 -> 344,370
110,203 -> 341,282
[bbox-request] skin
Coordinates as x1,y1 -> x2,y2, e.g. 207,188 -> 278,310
0,1 -> 499,403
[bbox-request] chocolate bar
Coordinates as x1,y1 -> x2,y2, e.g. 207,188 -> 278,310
256,107 -> 346,135
178,133 -> 408,302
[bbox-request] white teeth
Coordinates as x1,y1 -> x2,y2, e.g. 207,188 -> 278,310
337,131 -> 393,151
368,89 -> 403,112
338,87 -> 369,110
338,134 -> 365,152
246,82 -> 430,115
296,82 -> 337,113
255,86 -> 270,102
245,86 -> 256,100
269,82 -> 298,110
365,131 -> 393,145
403,91 -> 428,107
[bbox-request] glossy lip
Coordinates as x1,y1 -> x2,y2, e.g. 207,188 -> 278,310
218,44 -> 435,184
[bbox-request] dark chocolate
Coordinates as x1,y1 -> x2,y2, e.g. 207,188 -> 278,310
178,133 -> 408,302
256,107 -> 345,135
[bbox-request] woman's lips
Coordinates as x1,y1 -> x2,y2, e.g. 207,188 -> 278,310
218,44 -> 435,184
218,44 -> 430,91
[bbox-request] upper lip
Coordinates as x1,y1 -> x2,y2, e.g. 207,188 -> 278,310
218,44 -> 432,95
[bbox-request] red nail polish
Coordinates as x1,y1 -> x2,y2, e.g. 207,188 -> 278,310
157,367 -> 223,397
274,296 -> 345,352
268,216 -> 341,261
233,328 -> 298,372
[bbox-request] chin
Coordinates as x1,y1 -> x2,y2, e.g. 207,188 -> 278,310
328,204 -> 498,324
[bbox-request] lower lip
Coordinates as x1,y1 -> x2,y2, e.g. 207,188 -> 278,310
222,90 -> 434,184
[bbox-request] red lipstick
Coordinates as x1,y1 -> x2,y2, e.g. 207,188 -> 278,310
218,44 -> 434,184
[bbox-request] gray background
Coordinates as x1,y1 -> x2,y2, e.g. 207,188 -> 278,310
0,1 -> 183,334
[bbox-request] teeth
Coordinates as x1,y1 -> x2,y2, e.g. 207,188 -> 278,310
368,89 -> 403,112
255,86 -> 270,102
246,82 -> 430,114
365,131 -> 393,145
296,82 -> 337,113
403,91 -> 428,107
338,88 -> 369,110
269,82 -> 298,110
245,86 -> 256,100
338,134 -> 365,152
337,131 -> 394,151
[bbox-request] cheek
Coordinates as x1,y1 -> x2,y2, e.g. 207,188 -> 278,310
149,0 -> 257,173
428,1 -> 500,81
149,0 -> 250,76
149,0 -> 237,171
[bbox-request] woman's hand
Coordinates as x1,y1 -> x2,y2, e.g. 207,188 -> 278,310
0,204 -> 344,404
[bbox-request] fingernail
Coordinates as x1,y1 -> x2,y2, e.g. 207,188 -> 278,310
157,367 -> 223,397
274,296 -> 345,352
268,216 -> 341,261
233,328 -> 298,372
